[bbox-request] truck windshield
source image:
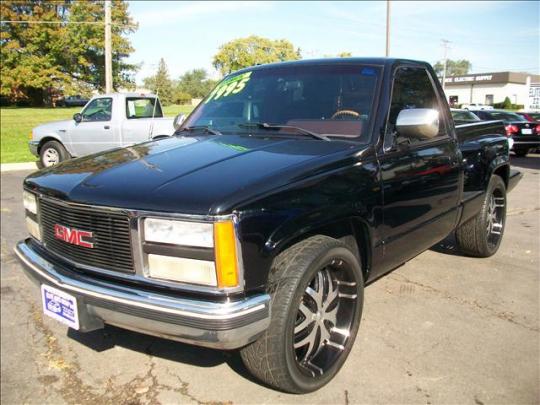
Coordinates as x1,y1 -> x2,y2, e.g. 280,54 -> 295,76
184,64 -> 381,139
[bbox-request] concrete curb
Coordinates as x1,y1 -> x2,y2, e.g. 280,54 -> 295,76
0,162 -> 38,172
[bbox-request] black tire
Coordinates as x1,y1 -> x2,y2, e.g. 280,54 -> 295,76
456,175 -> 507,257
39,140 -> 69,168
240,235 -> 364,393
513,148 -> 529,157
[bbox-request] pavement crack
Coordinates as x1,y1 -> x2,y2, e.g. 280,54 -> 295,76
389,274 -> 539,333
163,367 -> 233,405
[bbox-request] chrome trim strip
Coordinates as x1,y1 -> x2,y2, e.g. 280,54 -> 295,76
512,141 -> 540,144
14,241 -> 269,321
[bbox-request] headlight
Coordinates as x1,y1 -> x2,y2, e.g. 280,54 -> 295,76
26,217 -> 41,241
144,218 -> 213,247
147,254 -> 217,286
23,190 -> 37,214
143,218 -> 240,288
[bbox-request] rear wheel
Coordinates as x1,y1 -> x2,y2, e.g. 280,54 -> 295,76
513,148 -> 529,157
456,175 -> 506,257
240,235 -> 364,393
39,141 -> 69,168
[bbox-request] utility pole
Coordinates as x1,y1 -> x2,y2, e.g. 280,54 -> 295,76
104,0 -> 113,93
441,39 -> 451,91
385,0 -> 391,57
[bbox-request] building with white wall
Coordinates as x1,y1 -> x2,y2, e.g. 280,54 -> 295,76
441,72 -> 540,109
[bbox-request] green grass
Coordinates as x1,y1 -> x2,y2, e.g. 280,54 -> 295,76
0,104 -> 195,163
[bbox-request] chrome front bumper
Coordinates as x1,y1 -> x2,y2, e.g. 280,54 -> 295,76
14,240 -> 271,349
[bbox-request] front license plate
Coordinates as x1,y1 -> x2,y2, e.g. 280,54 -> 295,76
521,128 -> 532,134
41,285 -> 79,330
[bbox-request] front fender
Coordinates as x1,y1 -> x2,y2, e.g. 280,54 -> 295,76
236,159 -> 381,292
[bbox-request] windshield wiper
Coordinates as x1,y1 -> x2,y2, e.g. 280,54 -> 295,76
238,122 -> 330,141
177,125 -> 222,136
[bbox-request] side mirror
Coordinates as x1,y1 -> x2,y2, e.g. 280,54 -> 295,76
73,113 -> 82,123
396,108 -> 439,140
173,113 -> 186,130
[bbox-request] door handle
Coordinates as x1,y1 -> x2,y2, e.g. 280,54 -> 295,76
104,125 -> 110,129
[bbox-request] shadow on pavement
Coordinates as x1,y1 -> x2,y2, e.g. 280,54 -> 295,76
67,325 -> 262,384
429,232 -> 464,256
510,153 -> 540,171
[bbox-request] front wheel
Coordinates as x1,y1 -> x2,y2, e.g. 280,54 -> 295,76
39,141 -> 69,168
240,235 -> 364,393
456,175 -> 507,257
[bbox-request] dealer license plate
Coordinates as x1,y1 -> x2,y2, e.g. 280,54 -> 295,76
41,285 -> 79,330
521,128 -> 532,134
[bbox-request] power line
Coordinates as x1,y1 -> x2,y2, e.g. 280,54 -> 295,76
0,20 -> 136,28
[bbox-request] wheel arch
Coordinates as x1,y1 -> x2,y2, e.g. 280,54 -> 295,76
269,216 -> 372,283
492,164 -> 509,188
37,136 -> 66,155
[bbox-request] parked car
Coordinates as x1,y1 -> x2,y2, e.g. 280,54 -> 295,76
17,58 -> 521,393
450,108 -> 481,125
515,111 -> 540,122
470,109 -> 540,157
63,95 -> 90,107
451,109 -> 514,149
461,103 -> 494,110
29,93 -> 183,167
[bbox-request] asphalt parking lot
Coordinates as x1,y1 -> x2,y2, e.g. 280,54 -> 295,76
1,156 -> 539,405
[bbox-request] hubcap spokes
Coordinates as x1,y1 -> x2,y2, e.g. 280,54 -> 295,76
293,262 -> 357,377
44,148 -> 59,166
486,193 -> 505,238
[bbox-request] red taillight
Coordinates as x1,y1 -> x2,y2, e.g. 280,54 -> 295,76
505,124 -> 519,136
535,124 -> 540,134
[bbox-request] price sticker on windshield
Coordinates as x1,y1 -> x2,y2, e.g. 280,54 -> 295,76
205,72 -> 252,103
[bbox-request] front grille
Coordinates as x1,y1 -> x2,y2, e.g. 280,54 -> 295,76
40,198 -> 134,273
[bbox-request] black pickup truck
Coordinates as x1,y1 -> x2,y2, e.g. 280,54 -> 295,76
16,58 -> 521,393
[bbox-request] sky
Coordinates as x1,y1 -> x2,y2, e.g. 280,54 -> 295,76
126,1 -> 540,84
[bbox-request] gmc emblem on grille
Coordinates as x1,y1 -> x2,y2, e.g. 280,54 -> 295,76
54,224 -> 94,248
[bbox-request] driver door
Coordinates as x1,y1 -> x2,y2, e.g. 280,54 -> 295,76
67,97 -> 119,156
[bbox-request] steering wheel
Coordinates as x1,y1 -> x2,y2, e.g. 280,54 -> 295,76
331,109 -> 361,120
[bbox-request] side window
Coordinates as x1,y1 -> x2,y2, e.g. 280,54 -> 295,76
388,67 -> 445,143
81,98 -> 112,122
126,98 -> 163,119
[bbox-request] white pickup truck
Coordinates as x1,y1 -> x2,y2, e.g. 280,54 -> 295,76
30,93 -> 184,167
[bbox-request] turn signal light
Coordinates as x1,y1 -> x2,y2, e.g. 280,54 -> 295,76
214,221 -> 239,288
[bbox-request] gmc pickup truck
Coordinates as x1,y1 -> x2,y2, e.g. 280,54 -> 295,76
29,93 -> 182,168
16,58 -> 521,393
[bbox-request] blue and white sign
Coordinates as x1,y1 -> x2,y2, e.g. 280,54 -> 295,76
41,285 -> 79,330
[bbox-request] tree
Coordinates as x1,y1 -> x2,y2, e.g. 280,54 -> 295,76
433,59 -> 472,77
213,35 -> 301,76
0,0 -> 137,105
338,52 -> 352,57
176,69 -> 216,99
143,58 -> 174,105
502,96 -> 512,109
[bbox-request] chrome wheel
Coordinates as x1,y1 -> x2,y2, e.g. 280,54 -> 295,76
293,259 -> 358,377
43,147 -> 60,167
486,190 -> 505,249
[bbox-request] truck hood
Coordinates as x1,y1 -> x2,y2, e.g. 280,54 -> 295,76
24,135 -> 363,215
33,120 -> 72,135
